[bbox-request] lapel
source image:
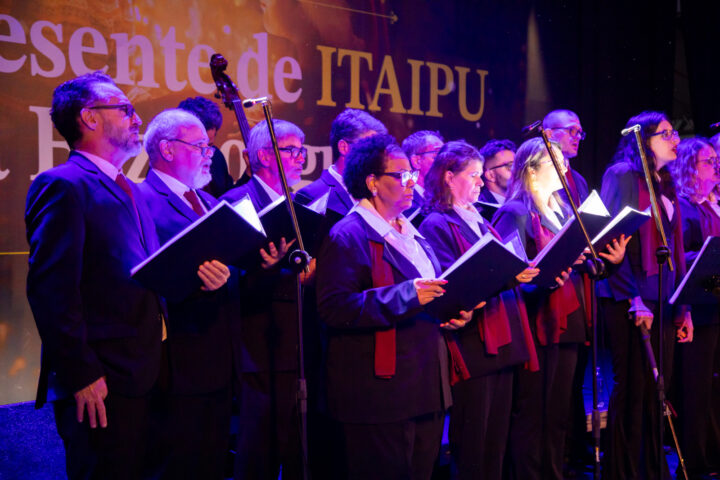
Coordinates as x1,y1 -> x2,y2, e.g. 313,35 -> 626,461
322,169 -> 354,213
70,153 -> 151,252
446,209 -> 483,243
146,169 -> 198,222
248,176 -> 274,211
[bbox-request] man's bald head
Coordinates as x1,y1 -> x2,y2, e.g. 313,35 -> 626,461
543,109 -> 584,160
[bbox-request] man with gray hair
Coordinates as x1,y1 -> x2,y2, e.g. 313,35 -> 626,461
220,119 -> 308,480
137,108 -> 233,478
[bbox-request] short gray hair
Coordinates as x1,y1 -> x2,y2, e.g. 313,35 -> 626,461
247,119 -> 305,172
144,109 -> 205,166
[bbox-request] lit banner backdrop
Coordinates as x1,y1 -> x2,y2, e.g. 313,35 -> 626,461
0,1 -> 528,404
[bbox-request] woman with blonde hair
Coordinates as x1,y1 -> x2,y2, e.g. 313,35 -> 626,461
494,137 -> 627,480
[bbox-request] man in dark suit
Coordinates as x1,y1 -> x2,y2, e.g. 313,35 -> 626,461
137,108 -> 232,479
401,130 -> 445,218
221,119 -> 311,480
25,72 -> 225,479
296,108 -> 387,216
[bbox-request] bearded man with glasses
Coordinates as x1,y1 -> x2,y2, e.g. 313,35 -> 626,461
25,72 -> 165,479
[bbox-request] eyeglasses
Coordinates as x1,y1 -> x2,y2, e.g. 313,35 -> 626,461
487,161 -> 513,171
378,170 -> 420,187
265,146 -> 308,159
417,148 -> 442,157
698,156 -> 720,168
168,138 -> 213,157
87,103 -> 136,118
552,126 -> 586,140
649,129 -> 679,141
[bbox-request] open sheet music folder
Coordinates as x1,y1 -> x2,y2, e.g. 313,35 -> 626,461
131,197 -> 267,301
257,192 -> 329,258
427,232 -> 528,320
530,190 -> 651,287
670,236 -> 720,305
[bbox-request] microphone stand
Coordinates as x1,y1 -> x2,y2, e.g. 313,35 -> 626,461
256,99 -> 311,480
622,124 -> 673,480
526,120 -> 606,479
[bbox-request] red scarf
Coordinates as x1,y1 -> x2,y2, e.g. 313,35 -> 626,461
449,221 -> 539,375
369,240 -> 397,378
636,178 -> 687,281
565,170 -> 593,339
530,212 -> 581,345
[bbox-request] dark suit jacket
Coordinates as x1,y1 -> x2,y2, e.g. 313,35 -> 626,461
600,162 -> 680,301
477,186 -> 502,205
220,177 -> 299,373
677,196 -> 719,326
493,199 -> 587,344
296,169 -> 355,216
137,170 -> 233,394
316,212 -> 450,423
419,209 -> 530,376
25,152 -> 164,406
559,167 -> 590,206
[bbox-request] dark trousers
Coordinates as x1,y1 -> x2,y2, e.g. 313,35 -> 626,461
602,298 -> 674,480
677,321 -> 720,477
53,391 -> 156,480
157,386 -> 232,480
507,342 -> 578,480
566,342 -> 590,465
341,411 -> 444,480
449,368 -> 513,480
234,371 -> 301,480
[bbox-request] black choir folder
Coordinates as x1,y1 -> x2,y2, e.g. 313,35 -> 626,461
131,197 -> 266,302
530,191 -> 651,287
670,236 -> 720,305
257,192 -> 329,257
427,232 -> 528,320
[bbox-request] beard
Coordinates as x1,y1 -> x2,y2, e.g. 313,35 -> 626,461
105,122 -> 142,158
190,169 -> 212,189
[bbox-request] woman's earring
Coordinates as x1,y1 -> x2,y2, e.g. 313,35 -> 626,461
372,189 -> 378,196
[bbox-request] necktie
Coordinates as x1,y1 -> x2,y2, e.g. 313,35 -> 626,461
115,173 -> 145,247
183,189 -> 205,216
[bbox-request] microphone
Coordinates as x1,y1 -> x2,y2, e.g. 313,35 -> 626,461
242,96 -> 268,108
521,120 -> 541,136
621,124 -> 641,136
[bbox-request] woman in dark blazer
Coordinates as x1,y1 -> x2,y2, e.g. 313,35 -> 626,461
669,136 -> 720,479
493,137 -> 627,480
418,140 -> 539,480
316,134 -> 472,480
599,111 -> 693,479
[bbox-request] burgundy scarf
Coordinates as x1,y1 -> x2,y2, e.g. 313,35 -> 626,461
565,170 -> 593,338
530,212 -> 581,346
368,240 -> 397,379
449,221 -> 539,374
636,178 -> 687,281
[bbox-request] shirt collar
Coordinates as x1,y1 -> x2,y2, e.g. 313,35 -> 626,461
153,168 -> 192,198
254,175 -> 282,201
352,198 -> 425,240
74,150 -> 121,180
490,190 -> 506,204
